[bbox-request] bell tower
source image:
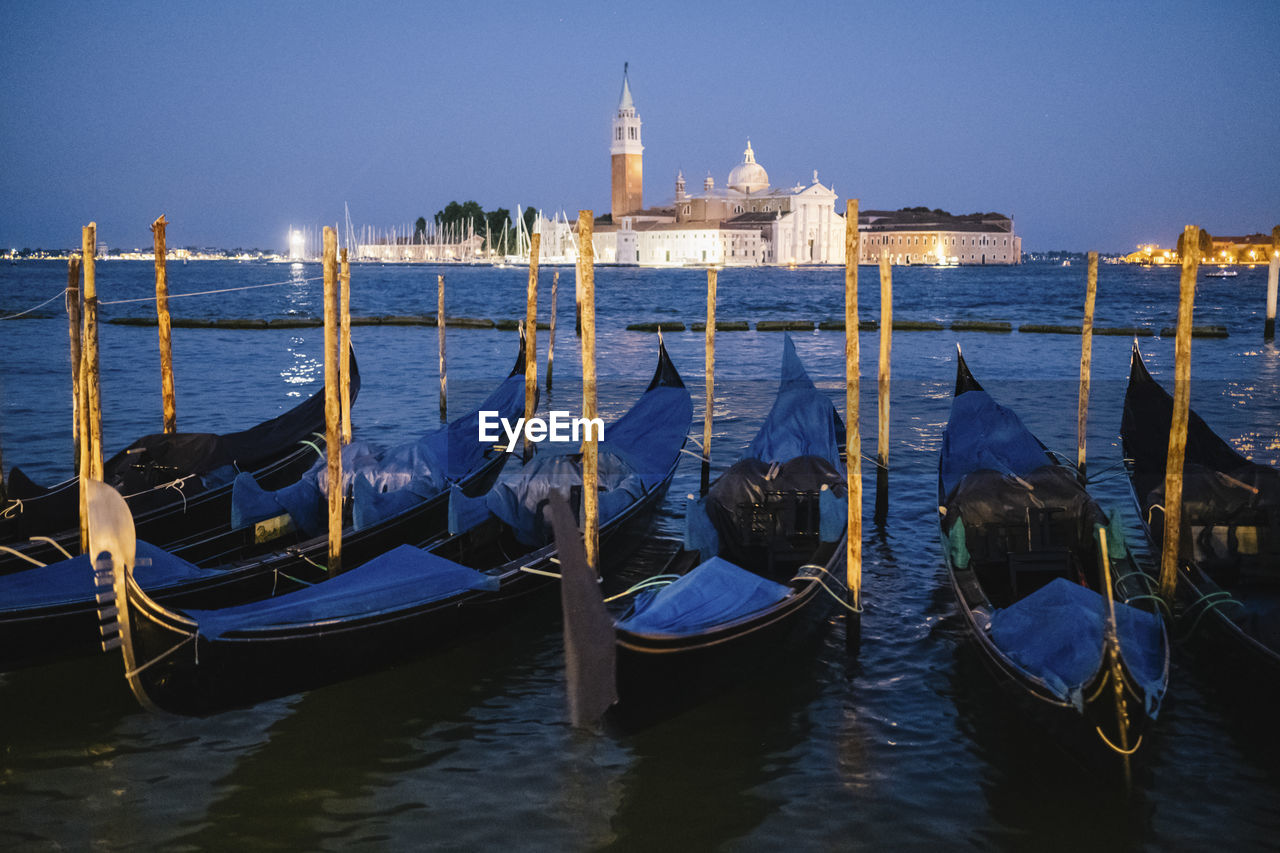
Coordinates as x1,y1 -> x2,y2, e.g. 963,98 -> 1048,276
610,63 -> 643,220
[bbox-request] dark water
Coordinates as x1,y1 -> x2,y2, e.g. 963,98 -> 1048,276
1,260 -> 1278,849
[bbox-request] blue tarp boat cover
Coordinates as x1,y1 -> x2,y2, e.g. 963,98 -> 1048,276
232,373 -> 524,535
0,541 -> 211,612
186,544 -> 499,639
940,389 -> 1051,500
486,383 -> 692,546
987,577 -> 1166,714
744,336 -> 842,470
616,556 -> 793,636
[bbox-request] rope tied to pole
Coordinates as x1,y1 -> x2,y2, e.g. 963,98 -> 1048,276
98,275 -> 323,306
0,287 -> 71,320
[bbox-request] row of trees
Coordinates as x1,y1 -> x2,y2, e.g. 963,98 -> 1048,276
413,201 -> 538,252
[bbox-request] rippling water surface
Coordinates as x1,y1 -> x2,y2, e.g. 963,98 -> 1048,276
2,260 -> 1278,849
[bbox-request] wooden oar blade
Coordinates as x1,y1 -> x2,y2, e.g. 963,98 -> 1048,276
548,491 -> 617,727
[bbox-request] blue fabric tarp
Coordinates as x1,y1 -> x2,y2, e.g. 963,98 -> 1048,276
487,382 -> 692,546
987,577 -> 1166,714
744,336 -> 842,470
231,372 -> 524,535
940,389 -> 1051,499
187,544 -> 499,638
616,556 -> 793,636
0,541 -> 211,612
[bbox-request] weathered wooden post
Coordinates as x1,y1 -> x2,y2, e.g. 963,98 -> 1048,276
1159,225 -> 1201,603
874,253 -> 891,525
80,224 -> 104,554
151,215 -> 177,434
1265,225 -> 1279,342
577,211 -> 598,571
1077,251 -> 1098,483
437,274 -> 447,421
701,267 -> 717,495
340,248 -> 352,444
524,233 -> 541,462
67,256 -> 82,474
322,228 -> 343,574
547,270 -> 558,391
845,200 -> 862,642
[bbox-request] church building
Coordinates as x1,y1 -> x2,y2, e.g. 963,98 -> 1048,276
591,68 -> 1016,266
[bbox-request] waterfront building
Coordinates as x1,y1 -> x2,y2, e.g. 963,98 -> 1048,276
858,208 -> 1021,265
596,68 -> 1015,267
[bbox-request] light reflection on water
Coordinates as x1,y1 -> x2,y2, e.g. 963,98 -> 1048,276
1,261 -> 1278,849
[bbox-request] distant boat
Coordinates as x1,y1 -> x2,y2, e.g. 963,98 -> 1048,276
1205,267 -> 1238,278
1061,260 -> 1072,266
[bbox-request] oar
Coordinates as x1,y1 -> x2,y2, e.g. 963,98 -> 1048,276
548,491 -> 617,727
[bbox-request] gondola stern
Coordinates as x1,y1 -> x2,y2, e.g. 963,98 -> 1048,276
954,345 -> 984,396
648,335 -> 686,391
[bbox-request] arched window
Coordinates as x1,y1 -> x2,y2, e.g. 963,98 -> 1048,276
734,205 -> 743,214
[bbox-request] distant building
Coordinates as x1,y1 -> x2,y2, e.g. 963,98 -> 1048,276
595,69 -> 1015,266
858,209 -> 1021,265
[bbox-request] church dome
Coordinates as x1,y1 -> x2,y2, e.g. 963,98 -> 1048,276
727,140 -> 769,193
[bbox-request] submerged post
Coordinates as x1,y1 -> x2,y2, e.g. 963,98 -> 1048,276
1077,251 -> 1098,483
547,270 -> 558,391
701,267 -> 717,495
151,215 -> 177,434
1159,225 -> 1201,602
322,228 -> 343,574
524,233 -> 541,462
577,210 -> 599,572
874,253 -> 891,525
340,248 -> 352,444
67,256 -> 82,475
437,273 -> 447,421
845,200 -> 863,642
1266,225 -> 1279,342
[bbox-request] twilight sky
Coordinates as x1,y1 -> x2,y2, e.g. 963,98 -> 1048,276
1,0 -> 1276,253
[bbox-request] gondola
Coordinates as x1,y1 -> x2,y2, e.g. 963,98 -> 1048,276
555,337 -> 850,726
939,349 -> 1168,764
92,340 -> 691,714
0,348 -> 361,568
0,339 -> 523,671
1120,342 -> 1280,674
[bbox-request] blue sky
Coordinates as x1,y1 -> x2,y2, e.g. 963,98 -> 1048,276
1,0 -> 1276,252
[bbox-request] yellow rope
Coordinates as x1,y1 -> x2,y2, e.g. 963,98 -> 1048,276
0,545 -> 46,568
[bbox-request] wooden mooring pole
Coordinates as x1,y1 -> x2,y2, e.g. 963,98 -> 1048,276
1077,251 -> 1098,483
67,256 -> 82,475
701,267 -> 717,495
340,248 -> 352,444
437,274 -> 447,421
322,228 -> 343,574
1266,225 -> 1279,342
1159,225 -> 1201,603
845,200 -> 863,644
547,270 -> 558,391
152,215 -> 177,434
874,253 -> 891,525
524,233 -> 541,462
80,224 -> 104,554
577,211 -> 598,572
